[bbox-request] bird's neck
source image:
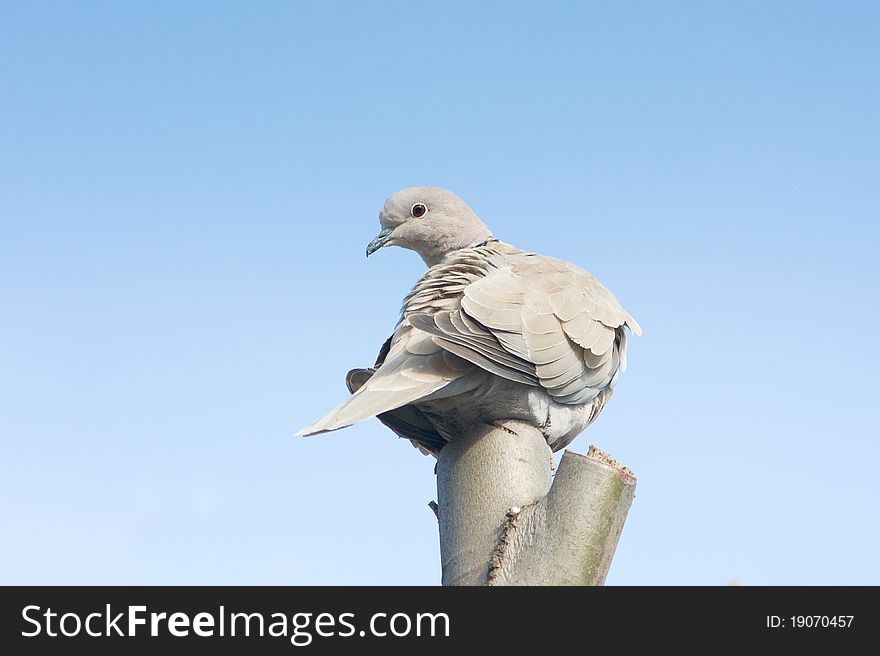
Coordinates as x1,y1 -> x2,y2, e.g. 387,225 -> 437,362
419,229 -> 494,267
419,224 -> 494,267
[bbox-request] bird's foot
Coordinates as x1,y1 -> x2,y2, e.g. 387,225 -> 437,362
490,422 -> 520,437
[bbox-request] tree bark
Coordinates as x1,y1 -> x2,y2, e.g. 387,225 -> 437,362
435,420 -> 636,586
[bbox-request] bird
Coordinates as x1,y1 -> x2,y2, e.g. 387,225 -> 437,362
298,187 -> 640,456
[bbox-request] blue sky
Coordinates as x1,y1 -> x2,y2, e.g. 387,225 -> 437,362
1,1 -> 878,585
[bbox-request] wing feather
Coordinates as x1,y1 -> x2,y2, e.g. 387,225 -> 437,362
410,242 -> 640,405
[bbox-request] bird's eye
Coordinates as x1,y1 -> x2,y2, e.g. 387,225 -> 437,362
411,203 -> 427,218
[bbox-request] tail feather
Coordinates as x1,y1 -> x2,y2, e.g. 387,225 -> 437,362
296,376 -> 450,436
346,368 -> 446,455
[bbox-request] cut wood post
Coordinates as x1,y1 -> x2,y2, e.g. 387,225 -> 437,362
435,419 -> 636,586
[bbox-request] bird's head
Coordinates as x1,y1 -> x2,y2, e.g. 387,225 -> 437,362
366,187 -> 493,267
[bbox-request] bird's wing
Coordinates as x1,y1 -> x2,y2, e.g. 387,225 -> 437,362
408,242 -> 640,406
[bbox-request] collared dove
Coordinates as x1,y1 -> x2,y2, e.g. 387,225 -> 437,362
298,187 -> 640,456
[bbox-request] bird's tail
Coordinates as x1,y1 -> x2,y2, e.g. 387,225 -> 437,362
296,369 -> 451,436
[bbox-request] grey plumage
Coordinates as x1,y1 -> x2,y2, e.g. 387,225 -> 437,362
298,187 -> 640,456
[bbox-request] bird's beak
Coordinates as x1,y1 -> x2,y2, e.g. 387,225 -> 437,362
366,226 -> 395,257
